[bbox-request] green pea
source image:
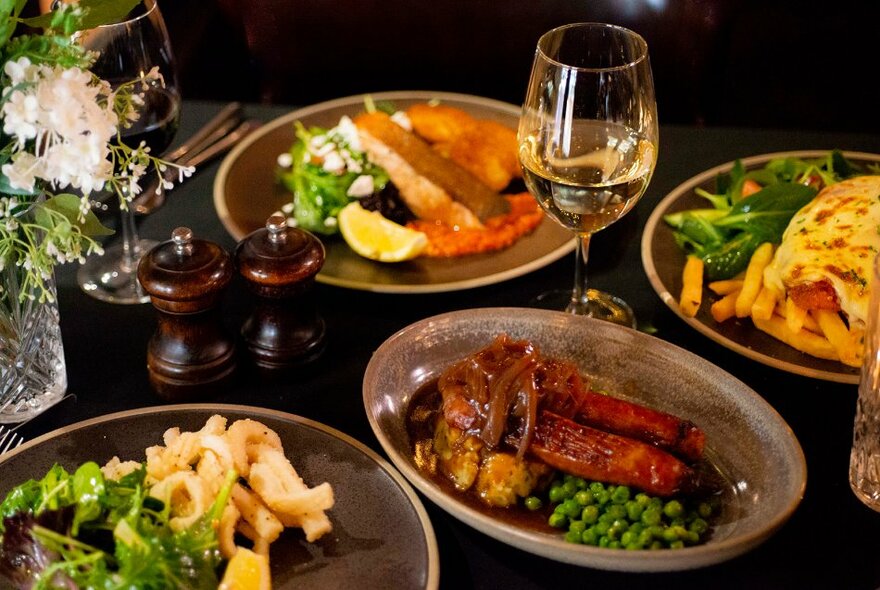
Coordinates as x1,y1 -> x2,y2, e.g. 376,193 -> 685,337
569,520 -> 587,535
525,496 -> 543,511
698,502 -> 713,518
620,530 -> 636,546
581,528 -> 599,546
662,527 -> 680,543
598,512 -> 615,524
626,500 -> 644,522
669,540 -> 685,549
573,477 -> 588,490
649,540 -> 664,550
598,535 -> 611,548
589,482 -> 605,494
627,522 -> 644,535
663,500 -> 684,519
574,490 -> 593,506
595,520 -> 611,535
594,490 -> 611,505
637,528 -> 654,546
625,541 -> 644,550
649,497 -> 663,509
608,519 -> 628,539
561,498 -> 581,518
608,540 -> 621,549
548,512 -> 568,529
548,485 -> 565,504
564,530 -> 583,544
562,481 -> 578,498
686,531 -> 700,544
606,504 -> 627,520
611,486 -> 631,504
581,505 -> 600,524
689,518 -> 709,535
635,493 -> 651,507
641,507 -> 662,527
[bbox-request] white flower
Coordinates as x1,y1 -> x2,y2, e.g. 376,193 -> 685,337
2,90 -> 39,145
1,60 -> 120,195
1,152 -> 41,192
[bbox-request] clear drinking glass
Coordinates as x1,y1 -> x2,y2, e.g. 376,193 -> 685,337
518,23 -> 658,327
850,253 -> 880,510
76,0 -> 181,304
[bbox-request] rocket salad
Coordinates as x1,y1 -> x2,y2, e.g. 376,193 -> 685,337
663,150 -> 872,280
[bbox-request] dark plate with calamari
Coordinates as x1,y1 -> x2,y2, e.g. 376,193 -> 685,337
363,308 -> 806,572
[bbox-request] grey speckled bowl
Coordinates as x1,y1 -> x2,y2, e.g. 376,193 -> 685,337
362,308 -> 806,572
0,404 -> 439,589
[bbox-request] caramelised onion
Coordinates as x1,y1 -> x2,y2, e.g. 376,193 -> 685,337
481,352 -> 536,448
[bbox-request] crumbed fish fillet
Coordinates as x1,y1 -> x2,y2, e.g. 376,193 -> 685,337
356,127 -> 484,229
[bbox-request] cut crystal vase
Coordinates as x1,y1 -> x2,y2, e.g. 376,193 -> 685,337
0,265 -> 67,423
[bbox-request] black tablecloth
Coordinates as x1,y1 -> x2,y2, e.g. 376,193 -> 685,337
19,101 -> 880,589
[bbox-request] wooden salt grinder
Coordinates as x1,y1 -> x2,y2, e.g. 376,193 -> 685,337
235,213 -> 326,370
137,227 -> 236,400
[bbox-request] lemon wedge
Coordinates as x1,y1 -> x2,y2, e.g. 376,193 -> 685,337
338,202 -> 428,262
219,547 -> 271,590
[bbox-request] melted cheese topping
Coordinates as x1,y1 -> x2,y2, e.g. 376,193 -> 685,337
763,175 -> 880,327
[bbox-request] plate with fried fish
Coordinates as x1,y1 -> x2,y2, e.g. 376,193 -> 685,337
213,91 -> 575,293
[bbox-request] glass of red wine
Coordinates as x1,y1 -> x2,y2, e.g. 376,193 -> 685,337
76,0 -> 181,304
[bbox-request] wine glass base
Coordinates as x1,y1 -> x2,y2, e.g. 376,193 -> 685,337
77,240 -> 159,304
533,288 -> 636,328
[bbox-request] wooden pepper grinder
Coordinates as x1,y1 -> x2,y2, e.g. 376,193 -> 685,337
235,213 -> 326,370
137,227 -> 236,400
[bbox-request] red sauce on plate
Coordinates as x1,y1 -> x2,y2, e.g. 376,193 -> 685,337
408,192 -> 545,258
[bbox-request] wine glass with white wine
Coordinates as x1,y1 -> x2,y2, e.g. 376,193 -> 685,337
518,22 -> 658,327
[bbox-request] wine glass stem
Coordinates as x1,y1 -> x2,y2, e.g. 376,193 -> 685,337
568,232 -> 593,314
119,205 -> 141,275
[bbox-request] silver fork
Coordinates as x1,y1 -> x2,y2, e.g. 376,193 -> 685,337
0,424 -> 24,456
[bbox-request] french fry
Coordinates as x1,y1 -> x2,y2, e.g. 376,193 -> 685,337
751,286 -> 778,321
784,297 -> 808,333
679,256 -> 704,317
775,299 -> 822,334
813,310 -> 864,367
708,279 -> 744,296
752,315 -> 839,361
735,242 -> 774,318
711,289 -> 741,323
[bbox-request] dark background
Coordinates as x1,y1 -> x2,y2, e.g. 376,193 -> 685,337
162,0 -> 877,133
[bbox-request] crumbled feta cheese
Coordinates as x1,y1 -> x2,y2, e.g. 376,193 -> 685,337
277,153 -> 293,168
347,174 -> 375,197
322,151 -> 346,174
390,111 -> 412,131
334,116 -> 362,152
324,216 -> 338,228
311,141 -> 336,158
281,203 -> 294,214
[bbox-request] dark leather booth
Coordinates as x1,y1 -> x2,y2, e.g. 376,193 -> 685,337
164,0 -> 877,132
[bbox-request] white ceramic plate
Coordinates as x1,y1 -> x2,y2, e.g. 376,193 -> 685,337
362,308 -> 806,572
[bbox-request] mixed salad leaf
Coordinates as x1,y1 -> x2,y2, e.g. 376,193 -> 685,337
0,462 -> 236,589
279,118 -> 390,235
664,150 -> 876,280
